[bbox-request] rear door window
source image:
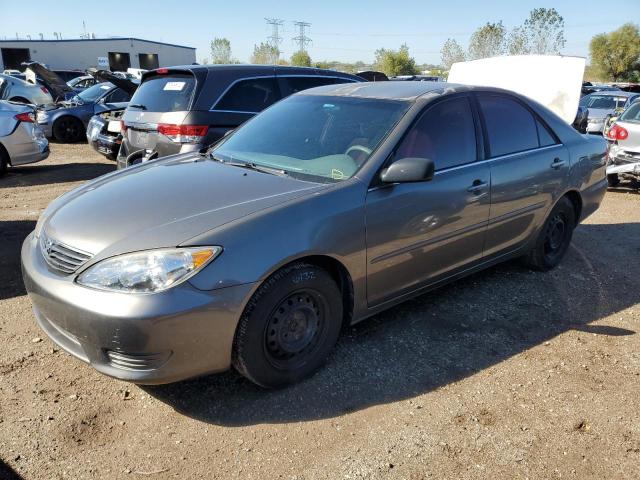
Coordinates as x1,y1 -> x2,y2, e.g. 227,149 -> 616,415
278,76 -> 353,96
478,95 -> 539,157
215,77 -> 279,113
394,96 -> 477,170
128,73 -> 195,112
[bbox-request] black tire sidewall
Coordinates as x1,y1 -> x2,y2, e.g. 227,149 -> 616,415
53,117 -> 83,143
233,264 -> 343,388
533,197 -> 576,270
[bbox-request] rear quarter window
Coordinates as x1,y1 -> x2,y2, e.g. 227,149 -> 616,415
129,73 -> 195,112
214,77 -> 279,113
478,95 -> 540,157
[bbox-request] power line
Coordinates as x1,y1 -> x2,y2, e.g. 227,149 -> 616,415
292,21 -> 312,52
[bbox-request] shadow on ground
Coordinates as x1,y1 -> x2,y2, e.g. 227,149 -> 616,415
0,459 -> 23,480
3,162 -> 114,188
0,221 -> 36,300
145,222 -> 639,426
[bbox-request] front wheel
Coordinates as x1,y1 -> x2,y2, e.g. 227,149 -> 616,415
232,263 -> 343,388
53,116 -> 84,143
523,196 -> 576,271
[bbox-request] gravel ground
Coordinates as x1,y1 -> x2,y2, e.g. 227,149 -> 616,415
1,144 -> 639,480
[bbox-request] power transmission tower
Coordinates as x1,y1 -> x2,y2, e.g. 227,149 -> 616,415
265,18 -> 284,48
292,21 -> 312,52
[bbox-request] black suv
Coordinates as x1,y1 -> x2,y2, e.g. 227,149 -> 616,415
117,65 -> 363,168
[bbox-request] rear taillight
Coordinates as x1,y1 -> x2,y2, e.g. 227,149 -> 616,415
157,124 -> 208,143
40,86 -> 49,94
607,123 -> 629,141
15,112 -> 35,123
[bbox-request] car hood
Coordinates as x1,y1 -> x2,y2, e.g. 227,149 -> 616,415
22,61 -> 75,101
88,69 -> 138,95
42,155 -> 325,261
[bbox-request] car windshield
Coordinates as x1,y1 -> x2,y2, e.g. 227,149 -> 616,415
579,94 -> 628,110
75,83 -> 112,103
620,102 -> 640,123
211,94 -> 410,183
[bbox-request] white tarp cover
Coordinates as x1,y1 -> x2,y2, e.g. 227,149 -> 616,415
448,55 -> 586,124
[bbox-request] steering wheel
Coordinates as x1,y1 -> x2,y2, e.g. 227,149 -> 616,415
345,144 -> 372,161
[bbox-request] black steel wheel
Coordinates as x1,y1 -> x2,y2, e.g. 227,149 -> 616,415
53,116 -> 84,143
524,196 -> 576,271
232,263 -> 343,388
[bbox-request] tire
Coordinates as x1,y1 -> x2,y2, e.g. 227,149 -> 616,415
53,116 -> 84,143
523,196 -> 576,271
232,263 -> 343,388
607,173 -> 620,187
0,146 -> 8,177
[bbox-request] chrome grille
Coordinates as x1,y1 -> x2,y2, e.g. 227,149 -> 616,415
40,233 -> 92,275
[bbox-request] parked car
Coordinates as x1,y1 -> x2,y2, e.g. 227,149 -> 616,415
0,74 -> 53,105
67,75 -> 97,92
37,72 -> 137,143
605,98 -> 640,187
580,83 -> 620,97
390,75 -> 443,82
22,82 -> 607,388
117,65 -> 362,168
86,105 -> 125,159
579,91 -> 640,134
0,101 -> 49,175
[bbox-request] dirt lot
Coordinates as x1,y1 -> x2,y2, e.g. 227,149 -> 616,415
1,144 -> 639,480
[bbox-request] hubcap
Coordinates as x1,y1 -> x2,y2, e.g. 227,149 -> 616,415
265,290 -> 324,367
544,213 -> 566,255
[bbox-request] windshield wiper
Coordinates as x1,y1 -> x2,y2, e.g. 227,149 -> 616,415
129,103 -> 147,110
210,155 -> 287,177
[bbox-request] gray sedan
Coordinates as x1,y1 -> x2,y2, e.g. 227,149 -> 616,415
580,91 -> 640,134
22,82 -> 607,388
0,101 -> 49,175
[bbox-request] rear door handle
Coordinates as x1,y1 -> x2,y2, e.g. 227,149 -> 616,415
550,158 -> 566,169
467,180 -> 488,193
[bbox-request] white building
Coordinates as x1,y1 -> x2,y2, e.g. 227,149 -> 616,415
0,37 -> 196,72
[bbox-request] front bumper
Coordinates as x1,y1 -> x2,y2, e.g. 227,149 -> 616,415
21,232 -> 256,384
607,148 -> 640,178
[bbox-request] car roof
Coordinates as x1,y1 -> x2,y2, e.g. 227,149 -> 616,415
158,63 -> 361,79
297,81 -> 457,100
585,90 -> 637,97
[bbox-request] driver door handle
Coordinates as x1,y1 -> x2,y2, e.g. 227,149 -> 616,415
550,157 -> 566,169
467,180 -> 488,193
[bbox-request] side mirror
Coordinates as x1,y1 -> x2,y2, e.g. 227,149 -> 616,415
380,157 -> 435,183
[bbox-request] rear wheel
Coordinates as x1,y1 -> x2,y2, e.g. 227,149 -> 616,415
232,263 -> 343,388
607,173 -> 620,187
523,196 -> 576,271
53,116 -> 84,143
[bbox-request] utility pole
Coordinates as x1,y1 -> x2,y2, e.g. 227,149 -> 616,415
292,21 -> 312,52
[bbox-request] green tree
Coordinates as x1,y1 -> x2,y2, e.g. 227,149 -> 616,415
374,44 -> 419,76
250,42 -> 280,64
210,37 -> 237,64
468,22 -> 506,60
507,26 -> 530,55
440,38 -> 465,70
523,8 -> 566,54
590,23 -> 640,81
291,50 -> 312,67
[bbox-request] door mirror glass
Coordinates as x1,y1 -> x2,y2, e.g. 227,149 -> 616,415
380,157 -> 435,183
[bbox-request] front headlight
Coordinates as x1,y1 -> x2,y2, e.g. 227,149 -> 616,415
76,247 -> 222,293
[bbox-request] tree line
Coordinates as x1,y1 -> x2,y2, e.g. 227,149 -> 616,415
203,8 -> 640,82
